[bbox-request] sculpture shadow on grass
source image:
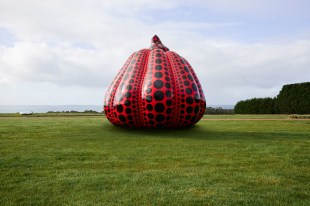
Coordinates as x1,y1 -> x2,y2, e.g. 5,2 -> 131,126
101,122 -> 249,141
101,121 -> 298,141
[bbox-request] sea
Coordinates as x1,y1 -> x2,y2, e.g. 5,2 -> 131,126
0,105 -> 235,113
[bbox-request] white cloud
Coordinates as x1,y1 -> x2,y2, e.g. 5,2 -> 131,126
0,82 -> 105,105
189,0 -> 310,16
186,39 -> 310,103
0,0 -> 309,105
1,37 -> 309,104
0,42 -> 118,88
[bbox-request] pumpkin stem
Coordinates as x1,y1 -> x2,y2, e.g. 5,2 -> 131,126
150,35 -> 169,51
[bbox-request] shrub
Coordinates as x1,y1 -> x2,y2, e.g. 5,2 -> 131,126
289,114 -> 310,119
275,82 -> 310,114
234,97 -> 275,114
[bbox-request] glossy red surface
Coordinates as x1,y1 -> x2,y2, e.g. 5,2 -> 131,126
104,35 -> 206,128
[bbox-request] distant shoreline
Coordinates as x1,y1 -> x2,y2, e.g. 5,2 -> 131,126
0,105 -> 235,113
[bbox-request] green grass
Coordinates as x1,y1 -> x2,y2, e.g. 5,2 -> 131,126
0,115 -> 309,205
204,114 -> 289,119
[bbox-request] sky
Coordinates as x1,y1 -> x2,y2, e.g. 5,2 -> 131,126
0,0 -> 309,105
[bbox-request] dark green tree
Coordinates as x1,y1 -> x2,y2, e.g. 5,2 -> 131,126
234,98 -> 275,114
275,82 -> 310,114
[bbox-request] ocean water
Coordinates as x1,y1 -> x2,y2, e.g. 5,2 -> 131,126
0,105 -> 234,113
0,105 -> 104,113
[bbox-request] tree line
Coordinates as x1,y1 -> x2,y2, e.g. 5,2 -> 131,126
234,82 -> 310,114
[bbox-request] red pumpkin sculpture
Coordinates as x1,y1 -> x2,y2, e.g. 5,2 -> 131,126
104,35 -> 206,128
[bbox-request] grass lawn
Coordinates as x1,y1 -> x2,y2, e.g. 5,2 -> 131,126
0,115 -> 309,205
203,114 -> 290,119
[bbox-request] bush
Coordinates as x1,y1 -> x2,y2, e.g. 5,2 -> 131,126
234,98 -> 275,114
83,110 -> 99,113
289,114 -> 310,119
275,82 -> 310,114
235,82 -> 309,114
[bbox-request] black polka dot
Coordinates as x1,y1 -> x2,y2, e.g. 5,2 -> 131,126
154,91 -> 164,101
194,106 -> 199,114
148,113 -> 154,119
156,53 -> 162,57
165,90 -> 172,97
165,83 -> 171,89
181,104 -> 186,108
124,100 -> 131,107
186,106 -> 193,113
155,59 -> 162,64
146,104 -> 153,111
127,66 -> 133,72
191,116 -> 197,122
125,92 -> 131,98
155,103 -> 165,113
155,72 -> 163,78
155,115 -> 165,122
128,115 -> 133,120
188,74 -> 194,81
154,80 -> 164,89
192,84 -> 198,92
186,97 -> 194,104
126,85 -> 132,90
146,95 -> 152,102
182,75 -> 187,79
123,74 -> 129,81
166,100 -> 172,106
166,108 -> 172,114
149,120 -> 155,125
125,108 -> 132,114
185,115 -> 191,120
165,77 -> 170,81
146,88 -> 152,94
184,66 -> 189,72
155,65 -> 162,70
195,94 -> 200,102
186,88 -> 192,95
116,105 -> 123,113
119,115 -> 126,122
129,79 -> 134,83
184,81 -> 190,86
